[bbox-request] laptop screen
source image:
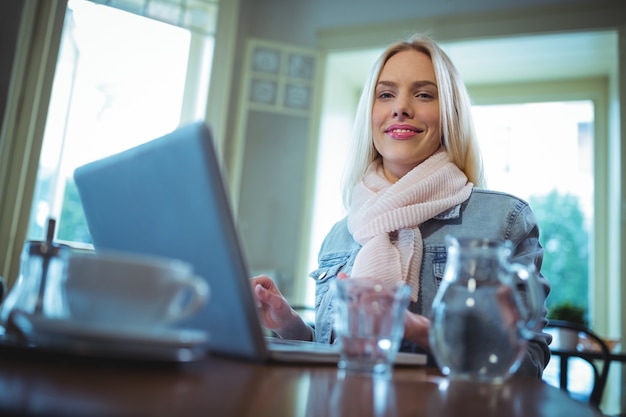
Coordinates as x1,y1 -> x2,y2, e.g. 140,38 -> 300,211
74,122 -> 270,360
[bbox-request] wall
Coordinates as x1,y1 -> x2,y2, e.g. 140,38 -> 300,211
240,0 -> 596,47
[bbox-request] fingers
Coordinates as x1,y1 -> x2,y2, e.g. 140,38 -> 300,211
250,274 -> 272,285
254,282 -> 284,311
403,311 -> 431,350
251,274 -> 282,292
253,283 -> 266,307
252,274 -> 271,280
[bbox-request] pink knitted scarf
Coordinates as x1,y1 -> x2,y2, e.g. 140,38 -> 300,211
347,150 -> 473,301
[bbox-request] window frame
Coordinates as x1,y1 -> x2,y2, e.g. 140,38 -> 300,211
29,2 -> 214,247
0,0 -> 66,290
0,0 -> 236,290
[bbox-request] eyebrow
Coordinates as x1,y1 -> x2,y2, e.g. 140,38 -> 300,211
376,80 -> 438,90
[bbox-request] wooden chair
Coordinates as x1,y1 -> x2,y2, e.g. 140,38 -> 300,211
546,319 -> 612,409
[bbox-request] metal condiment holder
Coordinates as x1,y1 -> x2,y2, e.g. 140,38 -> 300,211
29,218 -> 66,314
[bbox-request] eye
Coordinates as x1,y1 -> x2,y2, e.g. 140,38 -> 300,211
377,91 -> 394,99
415,91 -> 435,100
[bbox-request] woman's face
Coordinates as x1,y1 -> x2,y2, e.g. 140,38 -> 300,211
371,49 -> 441,183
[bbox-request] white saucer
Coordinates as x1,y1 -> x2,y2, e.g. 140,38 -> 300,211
10,311 -> 210,362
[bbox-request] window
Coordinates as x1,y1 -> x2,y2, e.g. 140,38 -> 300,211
27,0 -> 216,246
472,101 -> 594,312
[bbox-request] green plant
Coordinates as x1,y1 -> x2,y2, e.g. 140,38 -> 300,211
547,301 -> 588,327
529,190 -> 589,310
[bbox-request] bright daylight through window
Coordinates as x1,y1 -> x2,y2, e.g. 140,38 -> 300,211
472,101 -> 593,313
27,0 -> 213,246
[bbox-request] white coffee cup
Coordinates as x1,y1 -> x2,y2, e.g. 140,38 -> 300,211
62,251 -> 209,329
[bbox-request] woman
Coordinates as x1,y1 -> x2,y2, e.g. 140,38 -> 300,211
251,33 -> 551,377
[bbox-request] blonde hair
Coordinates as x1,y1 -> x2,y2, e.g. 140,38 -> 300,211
341,33 -> 485,208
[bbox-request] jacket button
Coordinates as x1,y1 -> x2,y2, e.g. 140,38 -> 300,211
318,271 -> 327,280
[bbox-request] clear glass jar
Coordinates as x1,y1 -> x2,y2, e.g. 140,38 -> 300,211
429,236 -> 543,383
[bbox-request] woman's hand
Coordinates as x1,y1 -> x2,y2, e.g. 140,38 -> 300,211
403,311 -> 431,352
250,275 -> 292,330
250,275 -> 313,341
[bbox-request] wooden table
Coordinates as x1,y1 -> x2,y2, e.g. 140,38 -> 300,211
0,343 -> 605,417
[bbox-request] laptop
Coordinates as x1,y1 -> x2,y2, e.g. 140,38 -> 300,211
73,121 -> 426,366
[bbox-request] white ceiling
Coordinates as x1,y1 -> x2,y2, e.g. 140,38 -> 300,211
329,30 -> 617,90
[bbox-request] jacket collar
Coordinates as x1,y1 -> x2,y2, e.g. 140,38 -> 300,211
433,203 -> 461,220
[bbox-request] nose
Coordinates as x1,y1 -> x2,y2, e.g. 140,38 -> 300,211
392,94 -> 413,119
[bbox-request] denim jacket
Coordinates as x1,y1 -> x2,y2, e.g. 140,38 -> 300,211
309,188 -> 552,377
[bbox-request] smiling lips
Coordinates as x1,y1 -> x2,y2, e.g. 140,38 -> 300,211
386,124 -> 423,140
